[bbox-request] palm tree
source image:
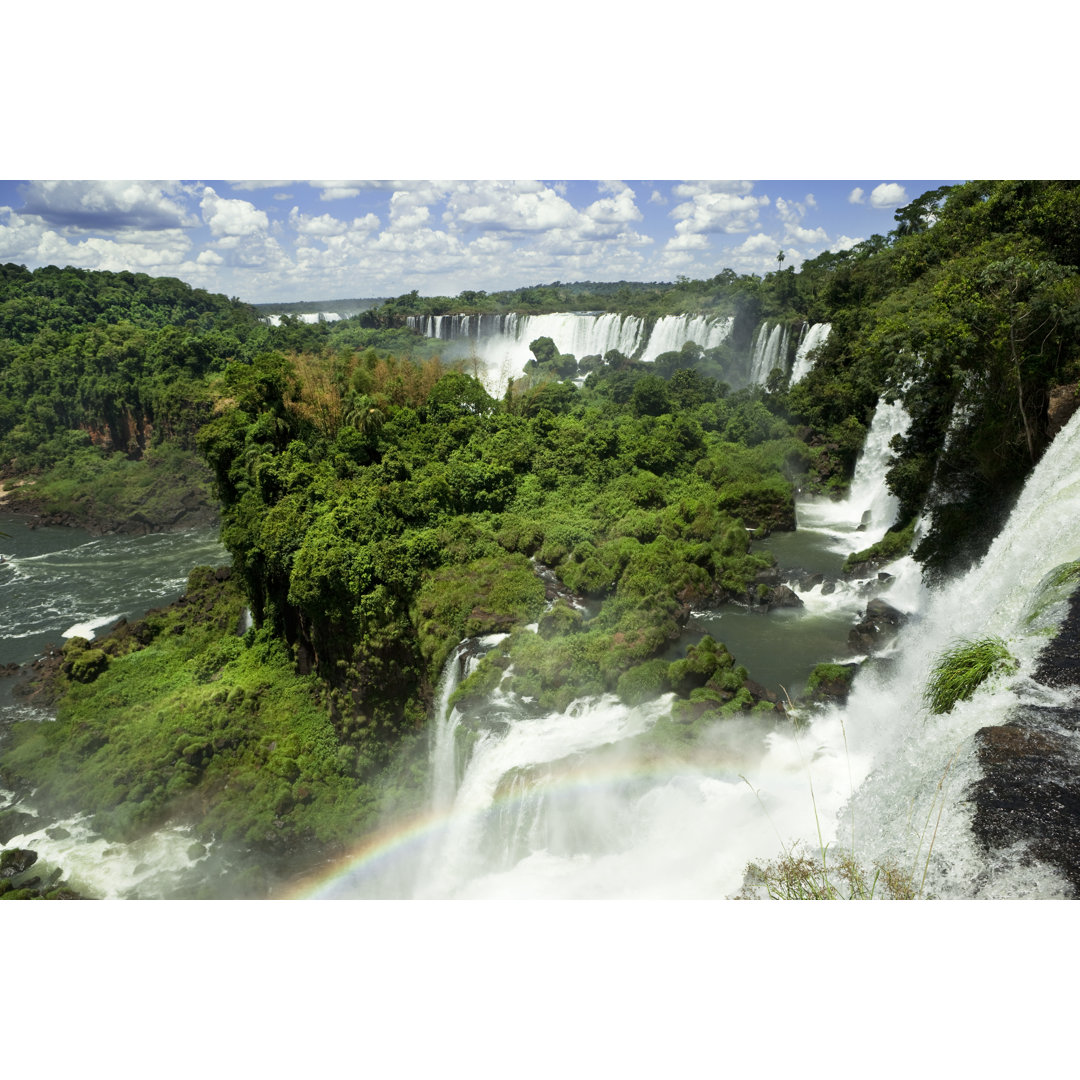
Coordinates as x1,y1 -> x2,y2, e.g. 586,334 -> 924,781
776,249 -> 786,273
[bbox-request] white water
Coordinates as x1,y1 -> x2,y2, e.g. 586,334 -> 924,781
339,405 -> 1080,900
797,396 -> 912,553
748,322 -> 791,385
788,322 -> 831,384
264,312 -> 343,325
409,311 -> 734,397
636,314 -> 734,362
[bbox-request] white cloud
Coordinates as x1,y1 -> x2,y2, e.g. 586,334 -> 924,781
664,233 -> 709,252
585,182 -> 642,226
787,224 -> 828,244
229,181 -> 296,191
671,181 -> 756,199
870,182 -> 908,208
289,207 -> 348,237
649,190 -> 667,205
832,235 -> 863,251
671,189 -> 770,236
735,232 -> 779,254
849,187 -> 866,204
19,180 -> 197,230
447,181 -> 579,233
200,187 -> 269,237
805,194 -> 817,209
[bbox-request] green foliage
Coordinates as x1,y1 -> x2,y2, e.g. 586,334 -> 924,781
923,637 -> 1018,714
843,519 -> 917,574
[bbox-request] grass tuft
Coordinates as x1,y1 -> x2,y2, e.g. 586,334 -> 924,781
923,636 -> 1017,715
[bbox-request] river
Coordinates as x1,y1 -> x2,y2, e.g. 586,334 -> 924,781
0,514 -> 228,898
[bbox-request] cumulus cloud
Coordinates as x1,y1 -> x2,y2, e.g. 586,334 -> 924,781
19,180 -> 197,230
201,187 -> 269,237
849,187 -> 866,204
869,182 -> 908,208
584,182 -> 642,226
289,207 -> 348,237
787,224 -> 828,244
446,181 -> 579,233
671,187 -> 770,236
832,235 -> 863,251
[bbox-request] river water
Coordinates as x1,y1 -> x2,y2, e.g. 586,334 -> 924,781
0,513 -> 227,898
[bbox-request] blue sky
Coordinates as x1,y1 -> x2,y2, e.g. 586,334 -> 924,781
0,179 -> 951,304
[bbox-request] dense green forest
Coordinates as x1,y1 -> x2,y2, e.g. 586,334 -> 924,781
3,179 -> 1080,891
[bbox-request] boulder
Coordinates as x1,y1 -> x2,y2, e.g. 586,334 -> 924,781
0,810 -> 37,845
0,848 -> 39,878
767,585 -> 804,610
848,599 -> 906,654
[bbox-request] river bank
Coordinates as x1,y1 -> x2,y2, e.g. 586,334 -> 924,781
0,443 -> 220,537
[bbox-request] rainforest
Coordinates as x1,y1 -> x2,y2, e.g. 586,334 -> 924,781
2,179 -> 1080,900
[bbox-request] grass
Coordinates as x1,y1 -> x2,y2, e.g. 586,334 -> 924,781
922,636 -> 1017,715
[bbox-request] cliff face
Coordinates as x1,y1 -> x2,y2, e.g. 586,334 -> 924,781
970,586 -> 1080,895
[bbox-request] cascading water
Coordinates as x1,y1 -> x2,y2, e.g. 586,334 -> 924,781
408,311 -> 735,397
788,322 -> 831,385
636,314 -> 734,362
748,322 -> 791,385
797,395 -> 912,553
325,404 -> 1080,900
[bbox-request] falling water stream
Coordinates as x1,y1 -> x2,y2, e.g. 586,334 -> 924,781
312,401 -> 1080,899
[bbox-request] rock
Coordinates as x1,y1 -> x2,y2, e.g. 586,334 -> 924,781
820,581 -> 836,596
0,848 -> 39,878
799,573 -> 824,592
753,566 -> 781,587
0,810 -> 37,845
848,599 -> 906,654
806,662 -> 859,705
767,585 -> 803,610
1047,384 -> 1080,440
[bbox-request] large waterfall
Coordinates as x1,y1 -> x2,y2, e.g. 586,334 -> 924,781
308,403 -> 1080,900
406,312 -> 733,396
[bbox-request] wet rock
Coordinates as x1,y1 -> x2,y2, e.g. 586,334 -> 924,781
848,598 -> 906,654
766,585 -> 804,610
806,662 -> 859,705
820,581 -> 837,596
0,848 -> 39,878
968,588 -> 1080,894
0,810 -> 37,845
1047,383 -> 1080,440
753,566 -> 781,587
799,573 -> 824,592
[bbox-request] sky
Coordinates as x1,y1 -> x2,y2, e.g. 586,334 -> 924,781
0,178 -> 952,305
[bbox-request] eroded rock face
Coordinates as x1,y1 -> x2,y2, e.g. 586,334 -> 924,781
968,587 -> 1080,895
1047,384 -> 1080,441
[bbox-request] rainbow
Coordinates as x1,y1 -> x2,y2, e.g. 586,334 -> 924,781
279,742 -> 776,900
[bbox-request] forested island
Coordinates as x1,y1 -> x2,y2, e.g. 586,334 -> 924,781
2,179 -> 1080,899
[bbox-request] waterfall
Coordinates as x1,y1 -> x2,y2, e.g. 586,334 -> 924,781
788,323 -> 831,384
830,405 -> 1080,896
637,314 -> 734,362
748,322 -> 791,385
796,395 -> 912,553
409,311 -> 734,397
